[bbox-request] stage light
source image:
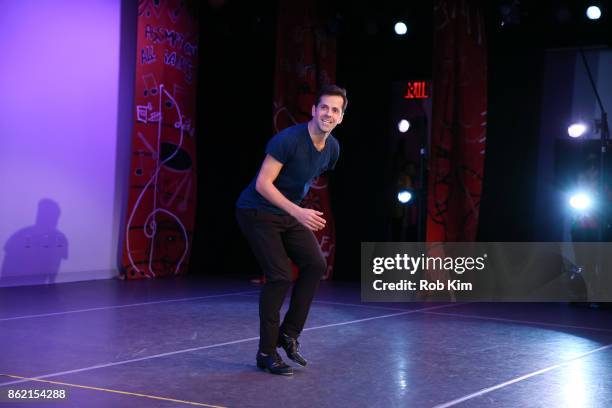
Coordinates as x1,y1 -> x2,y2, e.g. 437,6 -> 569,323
397,189 -> 413,204
586,5 -> 602,20
394,22 -> 408,36
568,123 -> 587,138
569,192 -> 593,210
398,119 -> 410,133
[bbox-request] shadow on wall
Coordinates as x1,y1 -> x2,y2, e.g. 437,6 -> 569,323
1,199 -> 68,286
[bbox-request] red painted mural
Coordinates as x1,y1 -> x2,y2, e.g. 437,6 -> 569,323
122,0 -> 198,279
427,0 -> 487,242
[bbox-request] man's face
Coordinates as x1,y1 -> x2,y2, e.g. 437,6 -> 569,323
311,95 -> 344,134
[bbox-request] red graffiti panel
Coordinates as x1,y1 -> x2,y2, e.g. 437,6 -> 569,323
122,0 -> 198,279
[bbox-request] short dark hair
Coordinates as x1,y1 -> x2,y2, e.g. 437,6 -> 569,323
315,84 -> 348,112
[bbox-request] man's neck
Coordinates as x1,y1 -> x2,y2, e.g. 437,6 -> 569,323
307,120 -> 329,144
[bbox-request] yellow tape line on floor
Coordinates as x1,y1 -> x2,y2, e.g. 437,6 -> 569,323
0,374 -> 227,408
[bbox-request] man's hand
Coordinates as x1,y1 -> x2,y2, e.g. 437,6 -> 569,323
293,207 -> 326,231
255,155 -> 327,231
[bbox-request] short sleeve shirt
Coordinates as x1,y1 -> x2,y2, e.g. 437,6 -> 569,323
236,123 -> 339,215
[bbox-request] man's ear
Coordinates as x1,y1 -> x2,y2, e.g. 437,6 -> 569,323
311,104 -> 316,117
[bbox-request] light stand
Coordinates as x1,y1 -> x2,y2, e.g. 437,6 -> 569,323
578,48 -> 610,304
578,48 -> 610,242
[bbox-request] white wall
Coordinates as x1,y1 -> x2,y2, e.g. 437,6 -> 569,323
0,0 -> 136,286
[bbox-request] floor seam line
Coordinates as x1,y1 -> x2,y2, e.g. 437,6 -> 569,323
0,290 -> 260,322
431,343 -> 612,408
0,303 -> 463,387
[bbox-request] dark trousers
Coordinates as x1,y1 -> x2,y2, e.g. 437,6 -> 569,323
236,208 -> 326,354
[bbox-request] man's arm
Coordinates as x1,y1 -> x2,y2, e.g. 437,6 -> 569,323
255,154 -> 326,231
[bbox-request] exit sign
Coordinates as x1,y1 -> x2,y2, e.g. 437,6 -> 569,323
404,81 -> 430,99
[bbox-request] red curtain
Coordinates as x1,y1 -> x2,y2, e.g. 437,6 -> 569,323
427,0 -> 488,242
273,0 -> 337,279
122,0 -> 198,279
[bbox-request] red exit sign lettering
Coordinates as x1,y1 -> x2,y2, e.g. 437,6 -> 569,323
404,81 -> 429,99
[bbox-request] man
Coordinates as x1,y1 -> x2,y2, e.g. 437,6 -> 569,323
236,84 -> 347,375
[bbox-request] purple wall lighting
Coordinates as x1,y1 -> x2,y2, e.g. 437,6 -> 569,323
0,0 -> 136,286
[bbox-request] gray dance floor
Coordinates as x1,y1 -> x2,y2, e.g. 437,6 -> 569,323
0,276 -> 611,407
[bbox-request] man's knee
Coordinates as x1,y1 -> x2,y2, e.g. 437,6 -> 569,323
308,255 -> 327,278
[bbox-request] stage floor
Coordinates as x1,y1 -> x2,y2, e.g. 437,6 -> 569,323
0,276 -> 611,407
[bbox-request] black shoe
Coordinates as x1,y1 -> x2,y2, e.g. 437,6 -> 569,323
277,333 -> 307,367
256,351 -> 293,376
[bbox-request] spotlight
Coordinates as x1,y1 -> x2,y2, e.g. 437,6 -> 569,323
569,192 -> 593,210
397,189 -> 413,204
398,119 -> 410,133
568,123 -> 587,138
394,22 -> 408,36
586,5 -> 602,20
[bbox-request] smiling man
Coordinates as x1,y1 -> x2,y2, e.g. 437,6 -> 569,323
236,84 -> 347,375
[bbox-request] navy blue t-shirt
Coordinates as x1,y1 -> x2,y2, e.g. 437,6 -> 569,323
236,123 -> 340,215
